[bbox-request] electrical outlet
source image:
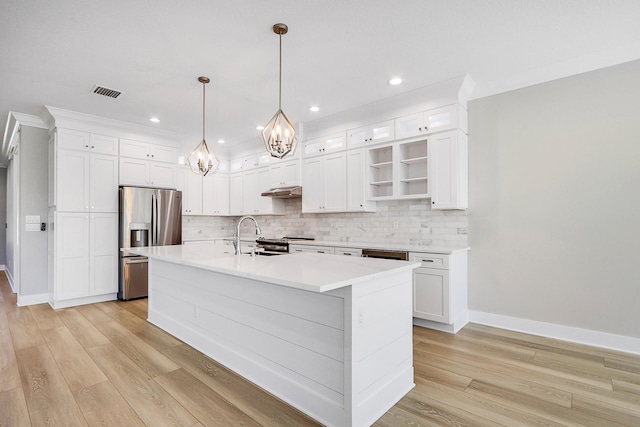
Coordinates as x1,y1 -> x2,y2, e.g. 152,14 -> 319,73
392,221 -> 399,230
457,228 -> 468,235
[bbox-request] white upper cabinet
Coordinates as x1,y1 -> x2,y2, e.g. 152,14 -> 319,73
302,152 -> 347,213
346,149 -> 375,212
243,153 -> 271,170
395,104 -> 466,140
120,139 -> 178,163
347,120 -> 394,148
303,132 -> 346,157
229,173 -> 244,215
56,129 -> 118,155
243,168 -> 284,215
203,173 -> 229,216
56,148 -> 118,212
429,130 -> 468,210
269,159 -> 300,187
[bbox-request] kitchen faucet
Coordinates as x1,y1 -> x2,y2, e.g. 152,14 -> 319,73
234,216 -> 262,255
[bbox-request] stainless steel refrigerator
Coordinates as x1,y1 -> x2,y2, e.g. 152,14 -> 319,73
118,186 -> 182,300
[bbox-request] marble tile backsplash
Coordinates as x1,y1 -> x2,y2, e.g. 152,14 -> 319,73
182,199 -> 468,247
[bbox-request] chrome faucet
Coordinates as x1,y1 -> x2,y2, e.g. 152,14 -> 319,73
233,216 -> 262,255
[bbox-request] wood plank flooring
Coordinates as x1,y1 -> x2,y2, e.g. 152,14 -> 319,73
1,273 -> 639,426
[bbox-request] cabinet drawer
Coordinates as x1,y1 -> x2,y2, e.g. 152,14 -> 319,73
290,245 -> 335,254
335,247 -> 362,257
409,252 -> 449,269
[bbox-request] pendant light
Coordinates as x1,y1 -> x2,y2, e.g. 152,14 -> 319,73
187,76 -> 219,176
262,23 -> 297,159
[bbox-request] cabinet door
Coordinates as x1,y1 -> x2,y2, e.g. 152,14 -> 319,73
57,129 -> 90,151
90,213 -> 118,295
302,157 -> 323,212
347,127 -> 368,148
90,134 -> 118,155
56,212 -> 90,300
255,168 -> 273,214
149,145 -> 178,163
242,170 -> 259,214
203,173 -> 229,215
57,149 -> 89,211
395,113 -> 425,140
119,139 -> 149,159
424,105 -> 463,134
119,158 -> 149,186
324,152 -> 347,212
229,173 -> 244,215
90,154 -> 118,212
370,120 -> 395,144
185,172 -> 203,215
149,162 -> 176,188
346,149 -> 374,212
429,131 -> 467,210
413,268 -> 450,323
213,173 -> 230,215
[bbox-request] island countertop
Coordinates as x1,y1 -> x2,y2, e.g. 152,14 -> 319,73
125,244 -> 419,293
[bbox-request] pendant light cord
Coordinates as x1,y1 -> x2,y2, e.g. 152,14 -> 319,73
278,32 -> 282,110
202,81 -> 206,140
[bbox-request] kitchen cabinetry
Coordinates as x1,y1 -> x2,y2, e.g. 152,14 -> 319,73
57,129 -> 119,155
429,130 -> 468,210
302,151 -> 347,213
346,149 -> 375,212
119,139 -> 177,188
229,173 -> 244,215
347,120 -> 394,148
303,132 -> 346,157
289,244 -> 335,255
54,130 -> 119,213
367,144 -> 394,199
395,104 -> 466,140
243,168 -> 284,215
269,158 -> 300,187
335,247 -> 362,256
410,250 -> 468,333
50,211 -> 118,307
203,173 -> 229,215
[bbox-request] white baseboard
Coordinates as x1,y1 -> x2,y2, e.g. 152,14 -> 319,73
17,293 -> 49,307
469,310 -> 640,356
5,270 -> 17,293
0,264 -> 5,271
413,310 -> 469,334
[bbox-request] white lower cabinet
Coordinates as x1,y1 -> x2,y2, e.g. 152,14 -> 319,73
410,250 -> 468,333
51,211 -> 118,307
289,244 -> 335,254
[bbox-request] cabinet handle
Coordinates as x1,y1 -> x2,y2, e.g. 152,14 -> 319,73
151,154 -> 154,158
91,145 -> 95,148
147,154 -> 150,157
317,250 -> 325,254
423,259 -> 434,262
85,144 -> 89,148
432,201 -> 435,204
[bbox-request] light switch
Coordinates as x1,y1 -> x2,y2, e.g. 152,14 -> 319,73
26,215 -> 41,224
25,223 -> 40,232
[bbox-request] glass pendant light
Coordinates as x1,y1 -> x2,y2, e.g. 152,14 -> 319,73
262,23 -> 297,159
187,76 -> 219,176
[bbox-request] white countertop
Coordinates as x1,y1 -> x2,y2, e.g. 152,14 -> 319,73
126,244 -> 419,293
182,237 -> 469,254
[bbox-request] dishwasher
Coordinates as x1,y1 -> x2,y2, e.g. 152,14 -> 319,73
361,248 -> 408,261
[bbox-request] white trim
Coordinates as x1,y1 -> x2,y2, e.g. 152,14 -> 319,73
10,112 -> 47,129
469,310 -> 640,356
48,293 -> 118,309
17,293 -> 49,306
5,269 -> 16,293
471,39 -> 640,100
0,264 -> 5,270
413,310 -> 469,334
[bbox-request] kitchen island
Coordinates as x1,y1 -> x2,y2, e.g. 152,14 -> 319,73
126,244 -> 419,427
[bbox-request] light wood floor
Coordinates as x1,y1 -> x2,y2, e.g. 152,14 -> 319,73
1,274 -> 639,426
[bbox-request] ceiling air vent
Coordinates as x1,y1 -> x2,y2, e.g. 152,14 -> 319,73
91,84 -> 122,99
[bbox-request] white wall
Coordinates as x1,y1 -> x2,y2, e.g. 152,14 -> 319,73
9,126 -> 49,297
468,59 -> 640,339
0,167 -> 6,267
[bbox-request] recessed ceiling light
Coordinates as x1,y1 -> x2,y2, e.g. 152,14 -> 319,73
256,125 -> 265,130
217,139 -> 225,144
149,117 -> 160,123
309,106 -> 320,112
388,77 -> 403,85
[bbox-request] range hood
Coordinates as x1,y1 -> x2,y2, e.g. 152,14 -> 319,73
261,185 -> 302,198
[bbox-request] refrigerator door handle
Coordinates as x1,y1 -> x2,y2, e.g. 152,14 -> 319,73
151,193 -> 158,246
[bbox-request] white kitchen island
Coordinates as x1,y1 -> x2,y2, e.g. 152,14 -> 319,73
126,244 -> 419,427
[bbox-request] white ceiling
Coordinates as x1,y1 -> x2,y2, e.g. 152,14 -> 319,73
3,0 -> 640,154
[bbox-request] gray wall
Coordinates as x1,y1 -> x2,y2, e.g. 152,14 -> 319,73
468,60 -> 640,338
0,167 -> 6,266
18,126 -> 49,296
